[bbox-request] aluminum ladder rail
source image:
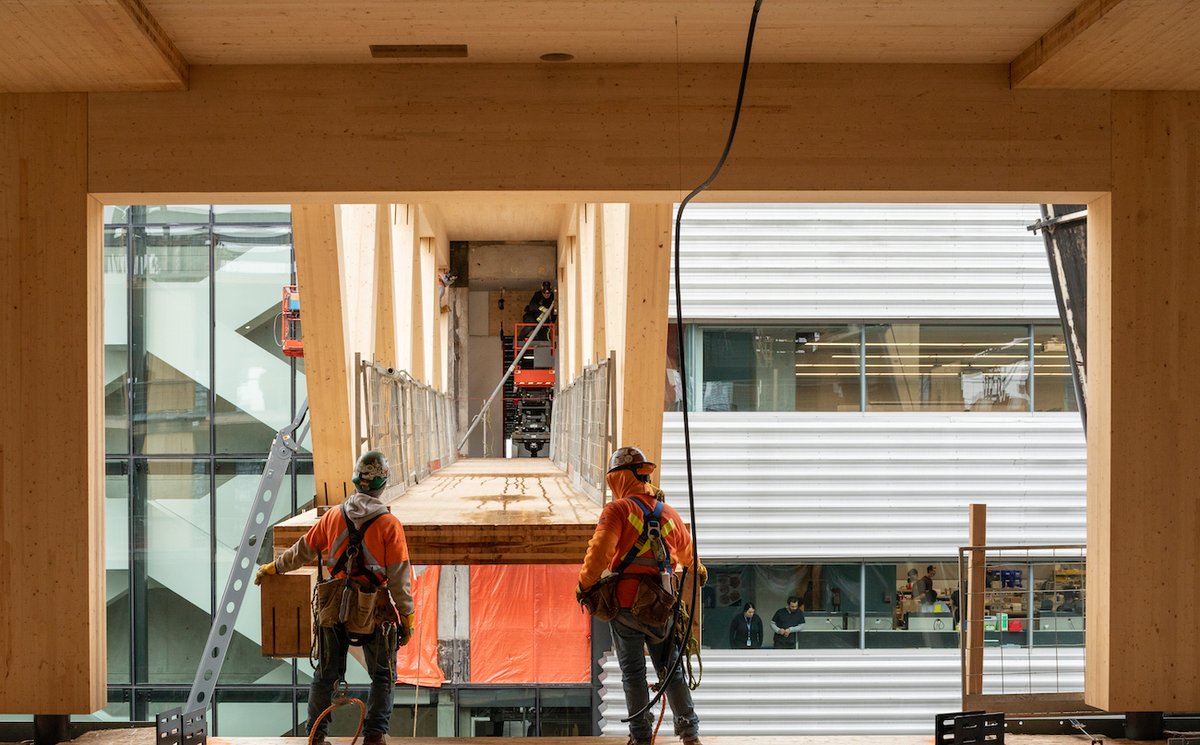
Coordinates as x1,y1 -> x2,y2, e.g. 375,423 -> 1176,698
186,400 -> 311,713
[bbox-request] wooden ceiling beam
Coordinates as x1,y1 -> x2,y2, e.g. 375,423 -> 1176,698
1011,0 -> 1200,90
0,0 -> 187,92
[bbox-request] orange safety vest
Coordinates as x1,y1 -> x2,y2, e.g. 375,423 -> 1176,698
581,493 -> 695,608
303,506 -> 410,585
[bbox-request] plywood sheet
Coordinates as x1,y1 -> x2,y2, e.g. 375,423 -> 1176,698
274,459 -> 602,564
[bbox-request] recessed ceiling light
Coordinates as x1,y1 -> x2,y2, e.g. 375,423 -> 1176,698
370,44 -> 468,59
540,52 -> 574,62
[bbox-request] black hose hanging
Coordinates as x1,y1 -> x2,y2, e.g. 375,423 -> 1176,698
623,0 -> 764,723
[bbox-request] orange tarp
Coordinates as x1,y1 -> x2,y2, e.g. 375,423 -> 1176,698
396,566 -> 445,687
469,565 -> 590,684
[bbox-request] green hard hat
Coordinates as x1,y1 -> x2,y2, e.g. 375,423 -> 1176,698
352,450 -> 390,491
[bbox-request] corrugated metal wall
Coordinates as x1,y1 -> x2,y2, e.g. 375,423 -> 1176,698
600,648 -> 1086,737
671,203 -> 1055,320
659,412 -> 1086,560
596,203 -> 1090,736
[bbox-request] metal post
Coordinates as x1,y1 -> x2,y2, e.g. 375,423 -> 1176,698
966,504 -> 987,698
33,715 -> 69,745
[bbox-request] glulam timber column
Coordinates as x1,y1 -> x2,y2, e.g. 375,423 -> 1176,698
292,204 -> 355,504
618,203 -> 673,467
0,94 -> 105,713
1086,91 -> 1200,712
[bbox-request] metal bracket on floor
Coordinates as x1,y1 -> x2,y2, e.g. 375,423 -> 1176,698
936,710 -> 1006,744
157,706 -> 208,745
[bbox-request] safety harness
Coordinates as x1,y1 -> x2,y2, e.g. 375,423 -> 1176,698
328,505 -> 385,586
615,497 -> 672,580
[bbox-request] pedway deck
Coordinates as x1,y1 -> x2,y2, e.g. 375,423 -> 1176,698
274,459 -> 602,564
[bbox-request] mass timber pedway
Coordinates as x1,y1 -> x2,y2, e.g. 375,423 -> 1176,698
273,459 -> 602,564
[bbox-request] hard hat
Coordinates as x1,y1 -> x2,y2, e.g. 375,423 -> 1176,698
352,450 -> 391,491
607,446 -> 655,474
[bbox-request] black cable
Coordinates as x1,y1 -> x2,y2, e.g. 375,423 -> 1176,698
622,0 -> 764,722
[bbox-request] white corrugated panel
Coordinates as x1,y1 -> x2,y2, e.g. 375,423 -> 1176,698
599,648 -> 1085,737
670,203 -> 1055,320
659,412 -> 1086,560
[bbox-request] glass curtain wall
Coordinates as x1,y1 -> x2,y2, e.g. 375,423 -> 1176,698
104,204 -> 312,728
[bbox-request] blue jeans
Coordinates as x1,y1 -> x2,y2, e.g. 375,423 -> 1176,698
308,625 -> 398,736
610,612 -> 700,742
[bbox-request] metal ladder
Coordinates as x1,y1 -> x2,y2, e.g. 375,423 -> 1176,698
185,400 -> 311,713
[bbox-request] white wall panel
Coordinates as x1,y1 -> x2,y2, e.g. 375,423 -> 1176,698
659,412 -> 1086,560
671,204 -> 1055,321
599,648 -> 1085,736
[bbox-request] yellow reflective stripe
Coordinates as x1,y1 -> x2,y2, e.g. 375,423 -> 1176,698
627,511 -> 644,533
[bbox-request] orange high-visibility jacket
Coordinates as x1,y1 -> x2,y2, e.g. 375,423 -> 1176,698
579,492 -> 695,608
277,506 -> 415,617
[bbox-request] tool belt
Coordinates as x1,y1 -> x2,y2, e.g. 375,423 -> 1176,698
315,577 -> 388,635
579,574 -> 621,621
630,573 -> 677,628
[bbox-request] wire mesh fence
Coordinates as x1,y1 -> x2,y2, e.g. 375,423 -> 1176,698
959,544 -> 1087,703
364,362 -> 458,493
549,357 -> 613,503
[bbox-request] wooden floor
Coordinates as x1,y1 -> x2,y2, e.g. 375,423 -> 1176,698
59,731 -> 1172,745
273,458 -> 602,564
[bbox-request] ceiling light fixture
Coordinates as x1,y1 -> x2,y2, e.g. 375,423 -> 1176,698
370,44 -> 468,59
539,52 -> 574,62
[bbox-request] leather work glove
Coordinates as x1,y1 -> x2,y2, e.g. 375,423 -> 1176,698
697,562 -> 709,587
575,582 -> 586,603
398,614 -> 415,646
254,561 -> 277,586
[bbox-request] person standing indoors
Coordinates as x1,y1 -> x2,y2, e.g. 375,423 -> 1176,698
256,451 -> 414,745
576,446 -> 706,745
729,602 -> 764,649
771,596 -> 806,649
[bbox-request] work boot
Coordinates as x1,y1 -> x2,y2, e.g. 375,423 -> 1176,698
683,739 -> 703,745
625,738 -> 650,745
362,732 -> 387,745
307,734 -> 328,745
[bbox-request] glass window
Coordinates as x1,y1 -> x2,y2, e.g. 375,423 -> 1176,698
213,205 -> 293,223
136,459 -> 213,683
107,461 -> 132,684
865,324 -> 1030,412
457,688 -> 536,737
665,322 -> 685,412
105,226 -> 130,454
698,326 -> 860,412
77,689 -> 133,722
1034,324 -> 1079,412
131,205 -> 211,224
864,562 -> 960,649
538,688 -> 592,736
104,205 -> 131,223
213,225 -> 296,453
214,460 -> 295,684
1031,561 -> 1085,647
131,225 -> 212,454
389,686 -> 444,736
214,690 -> 295,736
702,564 -> 861,650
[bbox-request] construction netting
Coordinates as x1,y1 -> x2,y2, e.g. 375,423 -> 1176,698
396,566 -> 446,687
548,357 -> 612,502
468,565 -> 591,684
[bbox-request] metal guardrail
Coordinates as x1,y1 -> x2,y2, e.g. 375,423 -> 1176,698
958,543 -> 1088,713
363,362 -> 457,491
549,356 -> 614,503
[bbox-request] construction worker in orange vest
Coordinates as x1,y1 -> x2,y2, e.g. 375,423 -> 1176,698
256,451 -> 414,745
577,445 -> 707,745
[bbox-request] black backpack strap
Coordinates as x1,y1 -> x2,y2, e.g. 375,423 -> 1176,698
330,506 -> 386,586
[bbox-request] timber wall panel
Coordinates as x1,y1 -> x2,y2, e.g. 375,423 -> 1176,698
0,93 -> 105,713
1086,91 -> 1200,711
87,64 -> 1110,197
